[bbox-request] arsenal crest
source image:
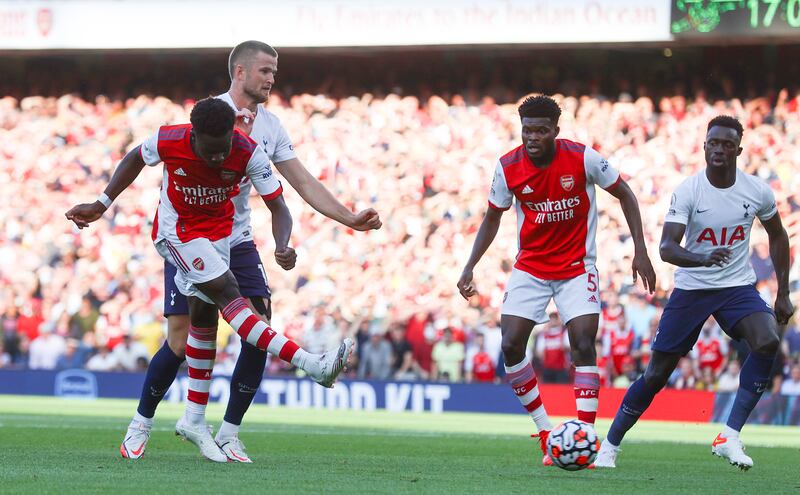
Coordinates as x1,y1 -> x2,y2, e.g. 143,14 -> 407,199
560,175 -> 575,191
192,257 -> 205,271
220,169 -> 237,182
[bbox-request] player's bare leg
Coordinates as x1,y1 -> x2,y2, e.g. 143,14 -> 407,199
121,315 -> 190,459
597,350 -> 681,468
566,314 -> 600,424
501,315 -> 554,466
712,312 -> 779,470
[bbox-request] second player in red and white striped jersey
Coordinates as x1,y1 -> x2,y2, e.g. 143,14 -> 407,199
139,124 -> 282,243
488,138 -> 620,280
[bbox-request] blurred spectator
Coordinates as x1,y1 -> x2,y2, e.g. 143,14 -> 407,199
357,327 -> 393,380
535,313 -> 570,384
716,360 -> 741,393
353,318 -> 371,369
599,292 -> 625,340
68,295 -> 99,339
604,313 -> 637,378
302,307 -> 338,355
782,322 -> 800,359
388,323 -> 416,380
28,321 -> 66,370
465,332 -> 496,383
693,321 -> 727,376
431,327 -> 465,382
699,366 -> 717,391
0,340 -> 10,368
55,338 -> 92,369
670,359 -> 699,390
85,345 -> 119,372
612,356 -> 637,389
412,326 -> 435,380
624,293 -> 658,340
750,242 -> 774,282
780,363 -> 800,395
112,334 -> 150,372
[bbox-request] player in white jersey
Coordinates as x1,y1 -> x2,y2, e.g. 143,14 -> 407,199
119,41 -> 382,463
596,116 -> 794,470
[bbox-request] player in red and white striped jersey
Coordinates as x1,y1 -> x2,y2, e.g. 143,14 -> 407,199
115,41 -> 381,464
458,95 -> 656,467
66,98 -> 353,462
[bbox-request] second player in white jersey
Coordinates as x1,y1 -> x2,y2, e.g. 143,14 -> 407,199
665,168 -> 777,290
217,92 -> 297,247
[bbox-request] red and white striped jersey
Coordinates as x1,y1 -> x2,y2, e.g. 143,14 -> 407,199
694,336 -> 727,373
539,325 -> 569,370
488,139 -> 620,280
140,124 -> 282,243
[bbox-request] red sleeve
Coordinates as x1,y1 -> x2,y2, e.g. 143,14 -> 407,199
488,200 -> 511,211
603,175 -> 622,191
261,183 -> 283,202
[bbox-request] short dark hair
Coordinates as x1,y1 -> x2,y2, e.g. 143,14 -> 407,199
228,40 -> 278,79
518,95 -> 561,123
707,115 -> 744,138
190,97 -> 235,137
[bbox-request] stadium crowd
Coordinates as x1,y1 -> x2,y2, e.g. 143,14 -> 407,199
1,76 -> 800,394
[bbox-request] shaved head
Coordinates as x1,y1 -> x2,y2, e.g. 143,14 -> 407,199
228,40 -> 278,80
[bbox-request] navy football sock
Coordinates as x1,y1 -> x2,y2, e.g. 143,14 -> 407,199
726,351 -> 775,432
224,341 -> 267,426
136,342 -> 184,418
606,377 -> 659,446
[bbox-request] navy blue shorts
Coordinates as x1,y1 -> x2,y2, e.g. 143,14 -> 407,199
163,240 -> 271,316
652,285 -> 774,355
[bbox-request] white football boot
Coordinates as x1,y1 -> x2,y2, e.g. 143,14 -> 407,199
308,338 -> 354,388
120,419 -> 151,459
594,439 -> 620,468
712,433 -> 753,470
175,415 -> 229,463
215,434 -> 253,463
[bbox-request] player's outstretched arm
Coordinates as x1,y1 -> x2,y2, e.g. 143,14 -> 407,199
263,194 -> 296,271
659,222 -> 731,268
760,213 -> 795,324
606,179 -> 656,293
457,205 -> 503,300
64,146 -> 147,229
274,157 -> 382,231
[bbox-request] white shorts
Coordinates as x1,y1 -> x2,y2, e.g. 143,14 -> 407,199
154,237 -> 230,304
501,267 -> 601,325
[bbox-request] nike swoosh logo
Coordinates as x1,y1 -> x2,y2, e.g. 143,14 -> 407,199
221,443 -> 249,462
712,434 -> 727,447
131,441 -> 146,456
696,208 -> 710,213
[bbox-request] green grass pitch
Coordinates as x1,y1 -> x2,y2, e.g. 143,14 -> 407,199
0,395 -> 798,494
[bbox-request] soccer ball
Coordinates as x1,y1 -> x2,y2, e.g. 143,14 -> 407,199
546,420 -> 599,471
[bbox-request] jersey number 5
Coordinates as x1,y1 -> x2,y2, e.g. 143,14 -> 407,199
587,273 -> 597,293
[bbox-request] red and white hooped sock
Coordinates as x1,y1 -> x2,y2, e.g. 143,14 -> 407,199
185,324 -> 217,422
506,357 -> 553,432
574,365 -> 600,424
221,297 -> 307,367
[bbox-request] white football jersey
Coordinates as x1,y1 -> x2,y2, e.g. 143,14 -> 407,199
664,169 -> 777,290
216,92 -> 297,247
